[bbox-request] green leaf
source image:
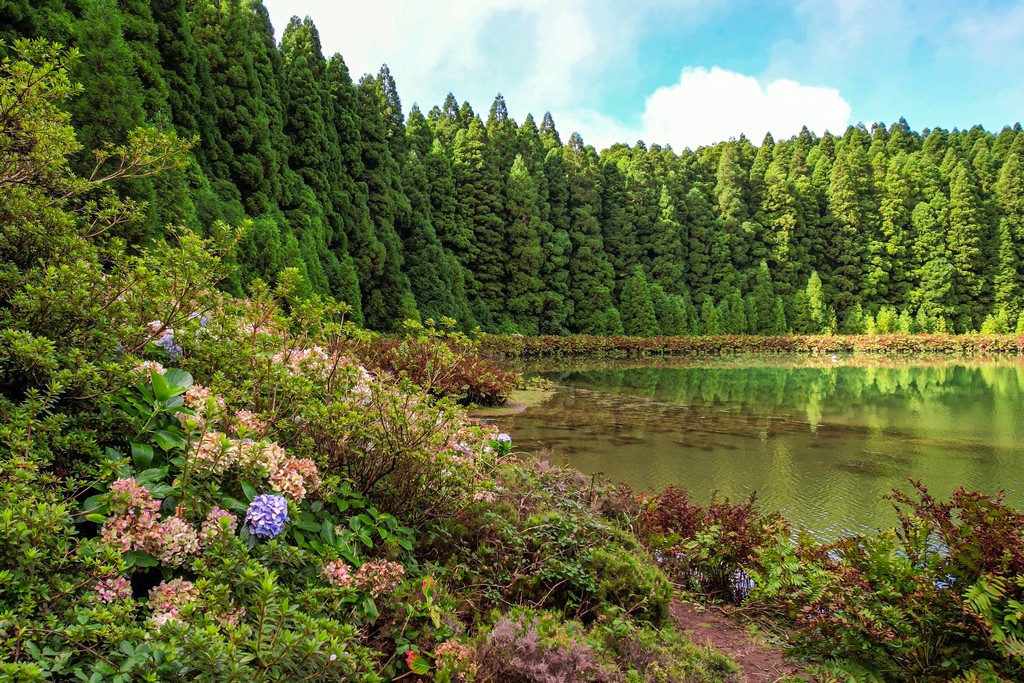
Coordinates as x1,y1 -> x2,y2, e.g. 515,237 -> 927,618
81,493 -> 106,515
153,429 -> 186,452
135,467 -> 168,488
86,513 -> 107,524
221,496 -> 249,514
408,652 -> 431,675
320,520 -> 337,545
131,443 -> 154,469
125,551 -> 159,568
295,513 -> 322,532
241,481 -> 257,503
163,369 -> 194,390
361,595 -> 379,621
148,483 -> 174,499
150,372 -> 172,402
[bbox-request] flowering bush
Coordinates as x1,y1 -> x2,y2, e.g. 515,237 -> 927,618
0,44 -> 742,682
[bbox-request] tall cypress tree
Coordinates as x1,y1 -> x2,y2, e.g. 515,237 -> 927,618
356,73 -> 415,330
539,147 -> 573,333
619,266 -> 659,336
503,155 -> 546,334
649,185 -> 685,294
946,163 -> 990,330
451,117 -> 506,324
398,151 -> 458,323
599,159 -> 637,296
563,133 -> 618,333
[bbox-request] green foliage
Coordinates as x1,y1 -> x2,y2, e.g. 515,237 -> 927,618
638,486 -> 787,600
619,266 -> 660,337
750,482 -> 1024,681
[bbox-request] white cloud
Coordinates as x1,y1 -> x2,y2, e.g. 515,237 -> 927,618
637,67 -> 851,149
553,67 -> 850,152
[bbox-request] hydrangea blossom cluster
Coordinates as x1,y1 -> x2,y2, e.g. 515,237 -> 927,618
234,409 -> 266,435
153,515 -> 200,566
433,641 -> 477,678
268,455 -> 321,501
134,360 -> 166,375
352,559 -> 406,597
94,576 -> 132,604
321,559 -> 354,588
148,320 -> 182,359
189,431 -> 235,474
245,494 -> 289,538
148,578 -> 197,627
271,345 -> 329,375
182,411 -> 320,500
200,506 -> 238,542
100,478 -> 199,567
348,364 -> 375,405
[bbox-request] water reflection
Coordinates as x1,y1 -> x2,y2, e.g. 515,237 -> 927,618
501,357 -> 1024,538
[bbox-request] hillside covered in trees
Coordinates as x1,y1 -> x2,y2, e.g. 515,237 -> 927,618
5,0 -> 1024,336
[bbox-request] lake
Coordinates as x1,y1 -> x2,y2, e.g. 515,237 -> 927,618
498,356 -> 1024,538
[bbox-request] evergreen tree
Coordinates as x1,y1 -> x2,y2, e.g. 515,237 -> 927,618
485,93 -> 518,174
619,266 -> 659,336
398,152 -> 458,324
356,73 -> 415,330
563,133 -> 618,333
718,288 -> 748,335
503,155 -> 546,334
822,141 -> 877,317
539,147 -> 573,333
748,262 -> 784,334
599,160 -> 637,295
191,0 -> 288,214
946,163 -> 989,330
649,185 -> 686,294
700,296 -> 722,336
451,117 -> 506,323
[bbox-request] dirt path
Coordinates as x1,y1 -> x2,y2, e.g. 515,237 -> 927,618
671,601 -> 815,682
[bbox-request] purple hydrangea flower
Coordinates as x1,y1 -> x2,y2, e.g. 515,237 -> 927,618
496,433 -> 512,443
156,329 -> 183,359
245,494 -> 289,539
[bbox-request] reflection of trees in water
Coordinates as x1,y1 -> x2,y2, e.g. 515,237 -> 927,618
544,364 -> 1024,427
513,361 -> 1024,536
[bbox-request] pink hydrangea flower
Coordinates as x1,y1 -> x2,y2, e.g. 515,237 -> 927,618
95,576 -> 132,604
322,559 -> 354,588
135,360 -> 166,375
154,516 -> 200,566
200,506 -> 238,541
149,578 -> 197,626
234,409 -> 266,434
268,456 -> 321,501
353,560 -> 406,597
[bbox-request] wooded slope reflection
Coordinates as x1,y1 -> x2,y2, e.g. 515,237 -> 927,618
505,360 -> 1024,537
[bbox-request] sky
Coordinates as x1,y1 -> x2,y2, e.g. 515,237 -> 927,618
261,0 -> 1024,151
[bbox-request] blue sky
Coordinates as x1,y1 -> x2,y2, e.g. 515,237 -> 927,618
262,0 -> 1024,150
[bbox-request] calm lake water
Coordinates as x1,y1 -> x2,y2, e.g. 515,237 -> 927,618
500,356 -> 1024,538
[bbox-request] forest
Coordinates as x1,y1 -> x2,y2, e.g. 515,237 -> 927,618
3,0 -> 1024,338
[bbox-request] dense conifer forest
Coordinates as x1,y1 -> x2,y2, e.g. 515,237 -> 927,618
4,0 -> 1024,336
